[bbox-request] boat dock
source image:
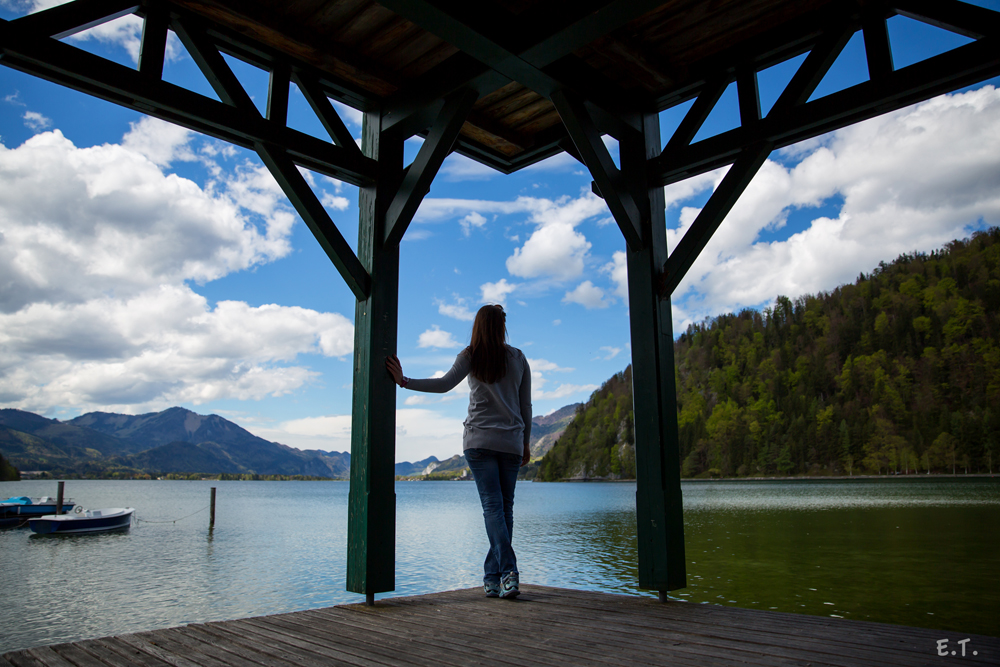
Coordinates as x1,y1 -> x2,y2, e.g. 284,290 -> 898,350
3,585 -> 997,666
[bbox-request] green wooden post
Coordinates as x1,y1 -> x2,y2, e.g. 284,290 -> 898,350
625,112 -> 687,596
347,110 -> 403,602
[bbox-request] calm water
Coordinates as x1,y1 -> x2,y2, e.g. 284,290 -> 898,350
1,477 -> 997,652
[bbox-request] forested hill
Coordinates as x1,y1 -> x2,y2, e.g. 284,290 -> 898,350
538,228 -> 1000,481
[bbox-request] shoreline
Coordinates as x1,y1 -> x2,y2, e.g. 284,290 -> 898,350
555,472 -> 999,482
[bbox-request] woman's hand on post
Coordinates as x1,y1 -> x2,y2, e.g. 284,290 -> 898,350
521,444 -> 531,467
386,354 -> 404,386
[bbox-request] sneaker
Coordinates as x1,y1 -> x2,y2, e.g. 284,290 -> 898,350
500,572 -> 519,599
484,581 -> 501,598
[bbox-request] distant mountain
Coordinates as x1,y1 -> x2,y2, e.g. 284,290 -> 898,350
529,403 -> 581,457
395,456 -> 439,477
0,407 -> 351,478
0,409 -> 142,457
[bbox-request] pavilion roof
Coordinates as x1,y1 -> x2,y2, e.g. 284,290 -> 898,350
171,0 -> 839,172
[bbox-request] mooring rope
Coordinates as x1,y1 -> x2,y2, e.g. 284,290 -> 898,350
133,505 -> 210,524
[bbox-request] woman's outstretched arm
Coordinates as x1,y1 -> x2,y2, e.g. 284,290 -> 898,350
385,353 -> 471,393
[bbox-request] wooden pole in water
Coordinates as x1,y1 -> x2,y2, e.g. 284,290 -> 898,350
210,487 -> 216,527
56,481 -> 64,515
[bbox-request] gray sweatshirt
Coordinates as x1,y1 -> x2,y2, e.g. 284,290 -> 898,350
406,346 -> 532,456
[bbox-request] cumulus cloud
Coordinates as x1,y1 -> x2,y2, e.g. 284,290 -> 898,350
669,86 -> 1000,330
599,346 -> 622,360
122,117 -> 195,167
22,111 -> 50,130
436,295 -> 476,321
248,409 -> 466,462
0,128 -> 353,413
602,251 -> 629,300
563,280 -> 609,309
481,279 -> 517,306
417,326 -> 462,349
460,211 -> 487,236
505,192 -> 607,281
0,130 -> 292,311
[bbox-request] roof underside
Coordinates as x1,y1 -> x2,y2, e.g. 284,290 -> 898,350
171,0 -> 839,172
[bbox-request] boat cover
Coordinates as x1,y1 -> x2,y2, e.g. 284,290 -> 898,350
1,497 -> 32,504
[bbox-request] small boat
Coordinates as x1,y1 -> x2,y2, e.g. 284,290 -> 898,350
0,496 -> 75,527
28,507 -> 134,535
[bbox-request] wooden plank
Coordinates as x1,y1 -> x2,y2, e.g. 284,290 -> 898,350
137,630 -> 234,667
110,634 -> 201,667
271,607 -> 566,667
339,595 -> 814,667
7,586 -> 998,667
175,625 -> 301,667
186,622 -> 334,667
46,644 -> 107,667
70,639 -> 168,667
308,603 -> 749,667
250,613 -> 503,667
2,653 -> 47,667
227,617 -> 409,667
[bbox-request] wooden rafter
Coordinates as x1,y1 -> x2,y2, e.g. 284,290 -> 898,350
552,89 -> 643,250
384,88 -> 479,246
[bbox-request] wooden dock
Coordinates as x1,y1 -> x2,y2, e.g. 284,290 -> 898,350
4,586 -> 997,666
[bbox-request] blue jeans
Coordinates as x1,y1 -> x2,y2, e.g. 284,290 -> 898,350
464,448 -> 521,584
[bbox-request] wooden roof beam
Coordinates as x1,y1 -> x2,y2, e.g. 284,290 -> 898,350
377,0 -> 650,139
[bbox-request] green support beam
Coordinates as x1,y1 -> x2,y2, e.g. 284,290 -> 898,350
625,112 -> 687,596
347,111 -> 404,601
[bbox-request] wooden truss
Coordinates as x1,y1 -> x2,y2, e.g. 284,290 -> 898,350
1,0 -> 997,601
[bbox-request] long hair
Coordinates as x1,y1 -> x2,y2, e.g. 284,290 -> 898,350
468,304 -> 508,384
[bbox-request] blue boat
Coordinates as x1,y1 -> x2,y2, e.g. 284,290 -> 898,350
0,496 -> 76,527
28,508 -> 133,535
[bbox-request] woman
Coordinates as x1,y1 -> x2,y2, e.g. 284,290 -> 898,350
386,304 -> 531,599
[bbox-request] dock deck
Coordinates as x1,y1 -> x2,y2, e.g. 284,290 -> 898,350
4,585 -> 997,666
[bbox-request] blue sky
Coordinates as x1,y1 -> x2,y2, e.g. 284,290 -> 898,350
1,1 -> 999,462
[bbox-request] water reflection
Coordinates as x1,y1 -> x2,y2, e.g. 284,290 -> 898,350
1,477 -> 997,653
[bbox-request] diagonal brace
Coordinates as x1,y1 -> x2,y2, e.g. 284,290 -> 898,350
662,141 -> 773,297
11,0 -> 138,39
552,89 -> 643,250
172,15 -> 256,112
257,142 -> 371,301
384,88 -> 478,247
768,21 -> 857,117
293,71 -> 364,160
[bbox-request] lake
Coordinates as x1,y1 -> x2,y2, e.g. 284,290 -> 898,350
1,476 -> 997,653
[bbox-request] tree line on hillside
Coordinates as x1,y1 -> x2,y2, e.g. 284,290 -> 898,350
0,451 -> 19,481
539,228 -> 1000,480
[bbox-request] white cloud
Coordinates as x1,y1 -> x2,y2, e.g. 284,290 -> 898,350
526,358 -> 572,372
436,295 -> 476,321
460,211 -> 487,236
600,346 -> 622,360
481,279 -> 517,306
669,86 -> 1000,331
417,325 -> 462,349
321,192 -> 350,210
22,111 -> 50,130
122,117 -> 195,167
0,128 -> 353,414
0,286 -> 353,412
505,192 -> 608,281
249,408 -> 466,462
563,280 -> 609,309
603,250 -> 629,300
533,383 -> 599,401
